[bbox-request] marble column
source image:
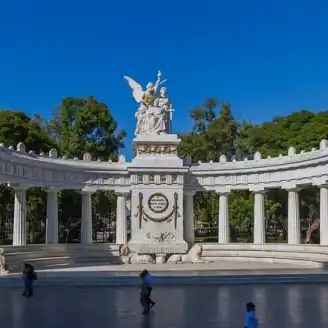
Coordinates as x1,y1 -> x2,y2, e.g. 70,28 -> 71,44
320,186 -> 328,245
253,190 -> 266,244
218,192 -> 230,243
287,188 -> 301,244
183,191 -> 196,245
46,189 -> 59,244
13,186 -> 27,246
116,192 -> 129,245
81,191 -> 93,244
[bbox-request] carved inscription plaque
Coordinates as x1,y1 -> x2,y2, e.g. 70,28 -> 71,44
148,193 -> 169,213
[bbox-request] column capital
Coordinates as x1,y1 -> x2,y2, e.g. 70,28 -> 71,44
115,188 -> 130,197
312,178 -> 328,187
281,183 -> 302,192
184,190 -> 196,196
81,187 -> 97,195
45,187 -> 60,193
7,183 -> 28,191
316,184 -> 328,189
250,189 -> 266,195
214,187 -> 230,196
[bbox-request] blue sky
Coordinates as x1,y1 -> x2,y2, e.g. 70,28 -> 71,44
1,0 -> 328,158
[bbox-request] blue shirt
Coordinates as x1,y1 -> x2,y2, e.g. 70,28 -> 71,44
144,273 -> 152,287
244,311 -> 258,328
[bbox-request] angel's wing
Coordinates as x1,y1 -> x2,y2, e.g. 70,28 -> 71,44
123,76 -> 143,103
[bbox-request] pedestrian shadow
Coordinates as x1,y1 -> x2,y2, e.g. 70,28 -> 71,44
140,312 -> 154,328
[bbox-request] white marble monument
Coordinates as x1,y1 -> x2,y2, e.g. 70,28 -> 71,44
124,71 -> 188,263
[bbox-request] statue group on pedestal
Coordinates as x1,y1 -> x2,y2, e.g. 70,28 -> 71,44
124,71 -> 173,136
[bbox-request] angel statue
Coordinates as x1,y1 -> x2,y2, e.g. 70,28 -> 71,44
124,71 -> 167,136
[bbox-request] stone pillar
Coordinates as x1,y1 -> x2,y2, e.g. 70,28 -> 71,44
320,186 -> 328,245
183,191 -> 196,245
46,189 -> 59,244
287,188 -> 301,244
218,192 -> 230,243
81,191 -> 93,244
116,192 -> 129,245
253,190 -> 266,244
13,186 -> 27,246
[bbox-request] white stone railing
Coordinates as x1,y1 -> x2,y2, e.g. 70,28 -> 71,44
188,139 -> 328,191
0,143 -> 129,190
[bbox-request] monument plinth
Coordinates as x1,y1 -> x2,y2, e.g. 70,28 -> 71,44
124,71 -> 189,262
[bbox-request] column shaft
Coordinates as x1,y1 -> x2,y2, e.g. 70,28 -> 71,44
320,187 -> 328,245
46,190 -> 59,244
253,192 -> 266,244
13,188 -> 27,246
183,192 -> 195,244
81,192 -> 93,244
288,189 -> 300,244
116,193 -> 128,244
218,193 -> 229,243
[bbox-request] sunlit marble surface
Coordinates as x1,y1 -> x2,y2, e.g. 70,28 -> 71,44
1,284 -> 328,328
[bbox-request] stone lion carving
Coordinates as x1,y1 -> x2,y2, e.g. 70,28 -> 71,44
167,244 -> 212,264
119,244 -> 130,256
129,253 -> 155,264
0,248 -> 8,274
119,244 -> 155,264
167,254 -> 182,264
119,244 -> 131,264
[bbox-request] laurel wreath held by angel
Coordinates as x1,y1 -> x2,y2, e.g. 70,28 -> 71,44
124,71 -> 172,136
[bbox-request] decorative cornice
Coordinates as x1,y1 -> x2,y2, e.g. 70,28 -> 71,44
137,145 -> 178,155
0,140 -> 328,192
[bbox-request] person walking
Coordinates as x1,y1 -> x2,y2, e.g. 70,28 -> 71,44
22,263 -> 37,298
142,269 -> 155,308
244,302 -> 258,328
139,270 -> 151,315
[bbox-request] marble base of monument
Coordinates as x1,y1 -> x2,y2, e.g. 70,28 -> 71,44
127,133 -> 189,263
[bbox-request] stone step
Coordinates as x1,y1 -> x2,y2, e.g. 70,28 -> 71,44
200,243 -> 328,254
201,250 -> 328,262
201,256 -> 323,268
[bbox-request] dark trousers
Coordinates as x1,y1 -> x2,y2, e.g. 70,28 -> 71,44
148,287 -> 155,305
140,295 -> 150,313
23,277 -> 34,296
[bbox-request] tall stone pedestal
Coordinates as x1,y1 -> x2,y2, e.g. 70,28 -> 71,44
128,134 -> 189,260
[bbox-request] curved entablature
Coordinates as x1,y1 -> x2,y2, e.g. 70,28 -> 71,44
189,139 -> 328,191
1,140 -> 328,192
0,143 -> 130,190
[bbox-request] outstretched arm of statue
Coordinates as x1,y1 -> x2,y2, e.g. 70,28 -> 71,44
154,71 -> 162,92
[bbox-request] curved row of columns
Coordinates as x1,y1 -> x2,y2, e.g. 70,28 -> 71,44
183,185 -> 328,246
10,184 -> 328,247
11,186 -> 130,246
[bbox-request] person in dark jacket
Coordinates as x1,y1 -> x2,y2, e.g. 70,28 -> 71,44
22,263 -> 36,297
140,271 -> 151,315
141,269 -> 155,308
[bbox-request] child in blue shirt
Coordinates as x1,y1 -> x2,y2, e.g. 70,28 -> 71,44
244,302 -> 258,328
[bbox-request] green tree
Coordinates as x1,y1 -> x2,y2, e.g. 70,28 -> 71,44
46,97 -> 126,242
180,99 -> 239,233
0,111 -> 55,244
47,96 -> 126,160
